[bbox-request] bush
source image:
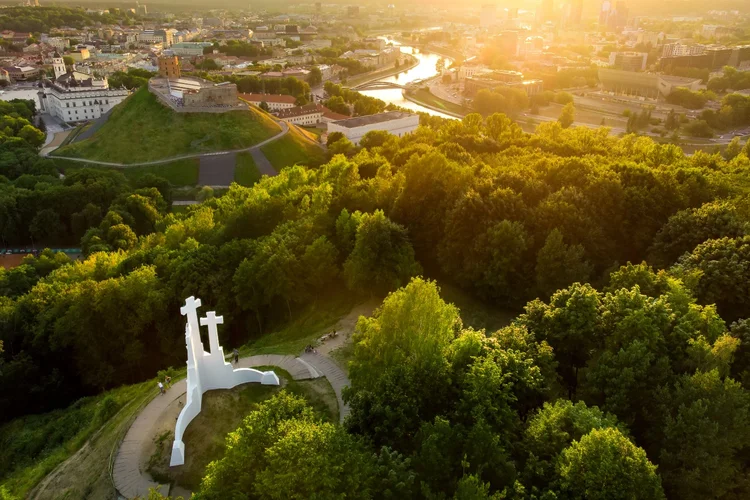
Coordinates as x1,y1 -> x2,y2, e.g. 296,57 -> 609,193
683,120 -> 714,138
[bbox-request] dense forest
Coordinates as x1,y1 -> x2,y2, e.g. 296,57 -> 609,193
0,6 -> 140,33
2,107 -> 750,498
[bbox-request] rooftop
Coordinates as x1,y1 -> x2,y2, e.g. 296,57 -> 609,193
276,103 -> 323,119
240,93 -> 296,104
331,111 -> 416,129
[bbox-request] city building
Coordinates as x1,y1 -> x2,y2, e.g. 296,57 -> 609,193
327,111 -> 419,145
275,103 -> 349,126
609,52 -> 648,71
39,54 -> 129,123
139,29 -> 174,47
563,0 -> 583,27
480,4 -> 497,29
598,68 -> 701,98
3,66 -> 40,81
170,42 -> 214,57
240,93 -> 296,110
275,102 -> 324,125
69,48 -> 91,62
149,77 -> 239,110
662,42 -> 705,58
158,55 -> 180,78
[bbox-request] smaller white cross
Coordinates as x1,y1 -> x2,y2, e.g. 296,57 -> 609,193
200,311 -> 224,354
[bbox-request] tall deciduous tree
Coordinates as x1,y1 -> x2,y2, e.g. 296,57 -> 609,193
342,210 -> 421,293
557,428 -> 665,500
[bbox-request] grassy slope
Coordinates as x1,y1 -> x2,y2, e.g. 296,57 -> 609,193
0,380 -> 156,499
54,87 -> 281,164
1,290 -> 357,497
59,158 -> 200,187
243,292 -> 359,356
146,374 -> 337,490
234,152 -> 261,187
260,124 -> 325,171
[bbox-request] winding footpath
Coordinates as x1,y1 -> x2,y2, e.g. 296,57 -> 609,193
112,352 -> 350,499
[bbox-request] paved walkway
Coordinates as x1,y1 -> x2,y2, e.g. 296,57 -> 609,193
250,147 -> 277,177
112,352 -> 349,499
198,152 -> 236,187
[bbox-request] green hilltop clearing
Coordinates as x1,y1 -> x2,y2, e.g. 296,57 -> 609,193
53,87 -> 281,164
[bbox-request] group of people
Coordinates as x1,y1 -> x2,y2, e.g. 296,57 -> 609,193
157,375 -> 172,395
319,329 -> 338,343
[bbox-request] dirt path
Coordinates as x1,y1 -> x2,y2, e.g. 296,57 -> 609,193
314,300 -> 379,356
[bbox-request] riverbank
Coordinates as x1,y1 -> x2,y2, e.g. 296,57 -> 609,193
346,53 -> 419,87
403,88 -> 468,119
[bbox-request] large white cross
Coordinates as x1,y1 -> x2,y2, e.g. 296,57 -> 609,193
181,296 -> 202,345
200,311 -> 223,354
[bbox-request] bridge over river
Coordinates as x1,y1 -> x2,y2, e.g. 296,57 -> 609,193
349,78 -> 424,91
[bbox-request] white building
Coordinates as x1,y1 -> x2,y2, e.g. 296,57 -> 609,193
276,103 -> 324,126
327,111 -> 419,145
39,54 -> 129,123
241,93 -> 296,110
171,42 -> 214,57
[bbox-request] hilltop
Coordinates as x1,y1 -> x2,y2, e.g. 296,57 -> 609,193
53,87 -> 282,164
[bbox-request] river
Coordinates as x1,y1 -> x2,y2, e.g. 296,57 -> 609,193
358,41 -> 456,119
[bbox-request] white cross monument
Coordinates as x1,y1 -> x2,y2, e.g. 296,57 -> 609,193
170,296 -> 279,466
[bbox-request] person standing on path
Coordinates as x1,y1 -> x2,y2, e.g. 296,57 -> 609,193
233,348 -> 239,364
164,375 -> 171,388
158,381 -> 165,395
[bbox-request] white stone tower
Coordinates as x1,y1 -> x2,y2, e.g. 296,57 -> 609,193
52,52 -> 66,80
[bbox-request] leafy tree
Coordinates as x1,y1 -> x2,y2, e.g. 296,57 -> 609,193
346,278 -> 457,448
674,235 -> 750,321
521,283 -> 602,397
558,102 -> 575,128
326,131 -> 345,147
308,66 -> 322,86
29,209 -> 65,243
17,125 -> 44,147
556,428 -> 665,500
649,200 -> 748,267
535,229 -> 592,298
656,370 -> 750,499
521,400 -> 622,494
342,210 -> 422,293
324,95 -> 350,116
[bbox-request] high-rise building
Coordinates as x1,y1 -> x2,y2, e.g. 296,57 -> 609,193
564,0 -> 583,27
481,4 -> 497,29
536,0 -> 555,25
599,0 -> 628,30
136,2 -> 147,16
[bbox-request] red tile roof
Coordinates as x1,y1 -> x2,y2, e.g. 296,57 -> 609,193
239,93 -> 296,104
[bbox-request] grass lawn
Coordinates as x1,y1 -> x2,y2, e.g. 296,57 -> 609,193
58,158 -> 200,187
244,291 -> 359,356
234,151 -> 262,187
54,87 -> 281,164
438,281 -> 518,333
146,373 -> 337,491
261,125 -> 326,171
0,380 -> 157,499
408,88 -> 469,116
